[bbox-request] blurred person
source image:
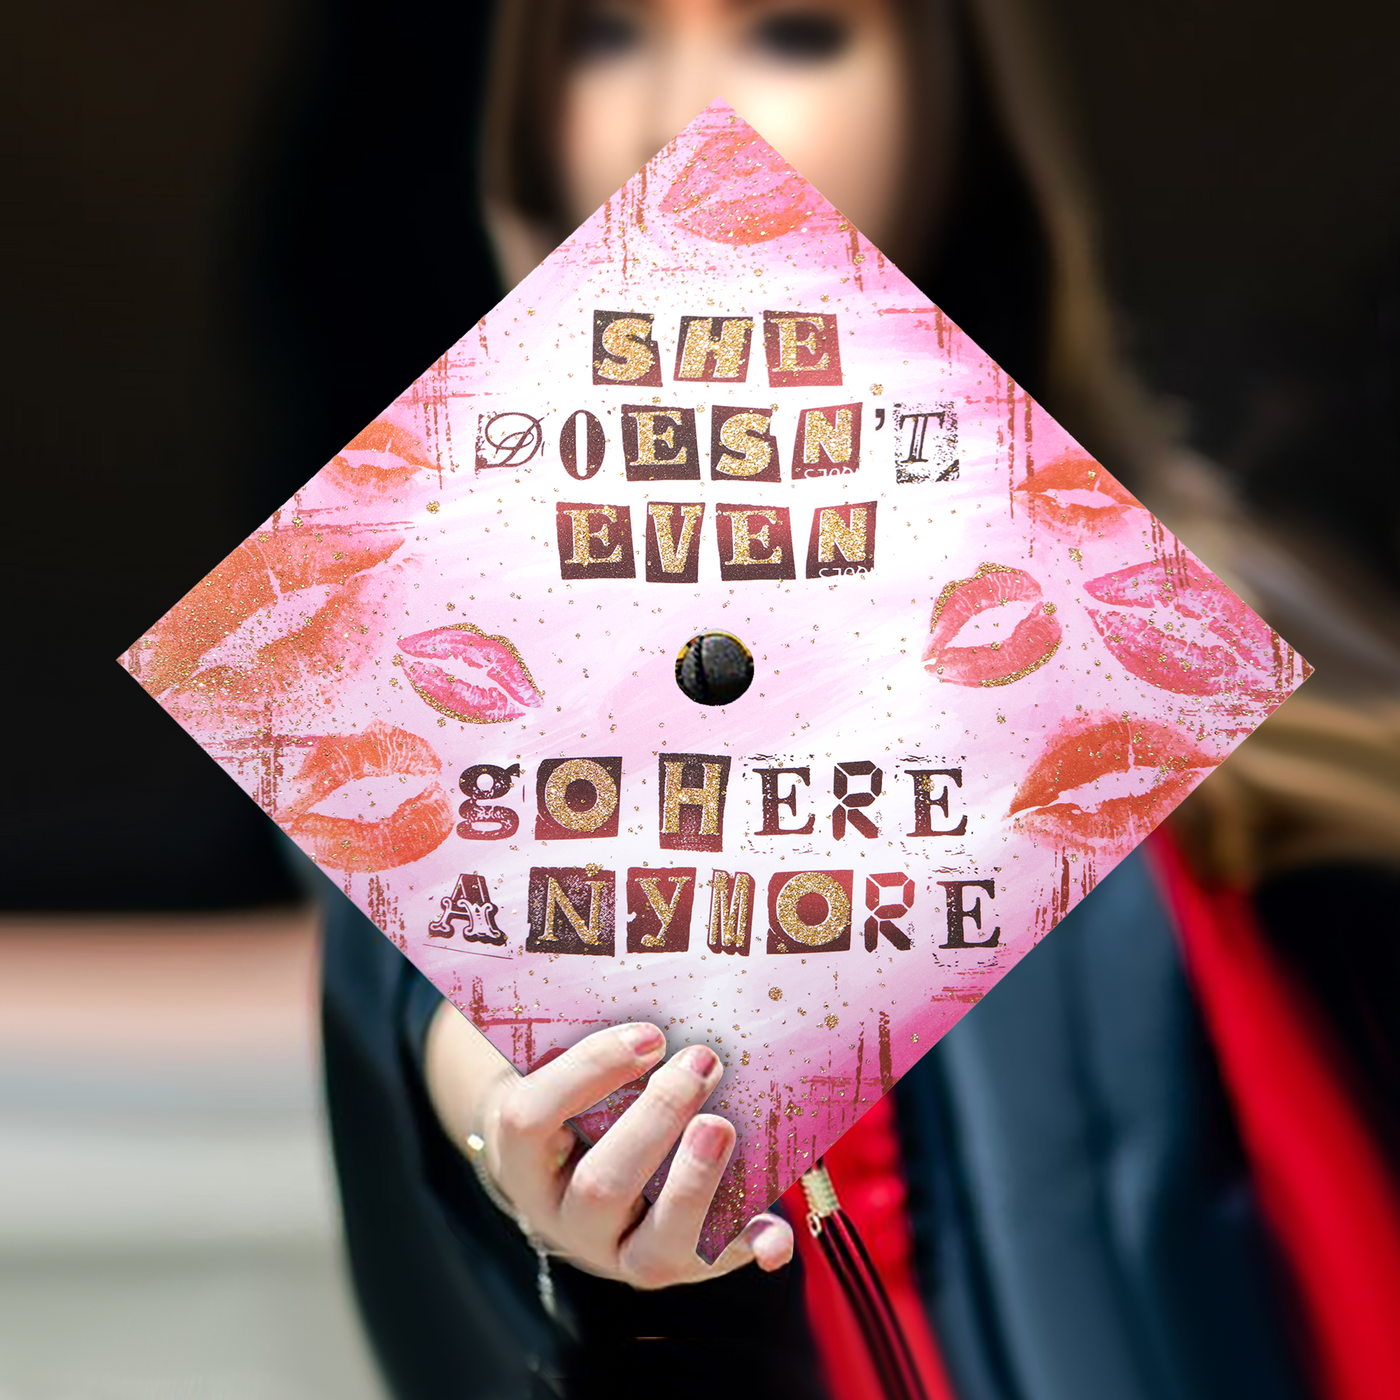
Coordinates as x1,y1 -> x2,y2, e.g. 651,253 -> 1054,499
308,2 -> 1400,1399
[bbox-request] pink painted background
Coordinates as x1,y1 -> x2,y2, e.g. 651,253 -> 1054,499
121,104 -> 1307,1259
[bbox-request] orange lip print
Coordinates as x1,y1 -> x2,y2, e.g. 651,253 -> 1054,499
320,420 -> 437,498
1014,452 -> 1142,539
1009,715 -> 1219,849
659,128 -> 825,245
124,526 -> 404,728
922,564 -> 1062,687
274,722 -> 454,872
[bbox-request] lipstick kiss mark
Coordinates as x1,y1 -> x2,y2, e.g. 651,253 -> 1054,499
923,564 -> 1061,686
1010,715 -> 1219,850
322,420 -> 436,497
397,624 -> 543,723
1014,452 -> 1143,539
275,721 -> 453,872
123,528 -> 405,728
660,129 -> 826,245
1084,558 -> 1308,702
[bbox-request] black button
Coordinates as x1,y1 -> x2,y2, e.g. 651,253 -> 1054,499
675,632 -> 754,706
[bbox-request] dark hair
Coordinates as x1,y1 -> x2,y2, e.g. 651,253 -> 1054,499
480,0 -> 1169,484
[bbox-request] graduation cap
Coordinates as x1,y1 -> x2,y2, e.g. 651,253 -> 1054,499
121,103 -> 1309,1260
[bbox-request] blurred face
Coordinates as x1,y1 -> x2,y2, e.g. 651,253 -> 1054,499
558,0 -> 950,257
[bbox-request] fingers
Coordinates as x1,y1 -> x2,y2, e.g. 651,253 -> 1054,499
561,1045 -> 723,1249
489,1023 -> 665,1221
619,1106 -> 793,1286
511,1023 -> 667,1134
619,1111 -> 735,1284
480,1028 -> 783,1290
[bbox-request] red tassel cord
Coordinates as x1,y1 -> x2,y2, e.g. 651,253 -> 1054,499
1148,828 -> 1400,1400
785,1093 -> 957,1400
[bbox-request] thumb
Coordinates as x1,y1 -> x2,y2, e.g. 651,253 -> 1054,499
708,1212 -> 794,1277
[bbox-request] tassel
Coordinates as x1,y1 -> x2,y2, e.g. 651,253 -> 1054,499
800,1160 -> 929,1400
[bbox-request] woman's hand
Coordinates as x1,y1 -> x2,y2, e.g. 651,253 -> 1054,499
425,1002 -> 793,1287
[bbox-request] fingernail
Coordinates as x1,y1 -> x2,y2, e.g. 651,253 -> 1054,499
678,1045 -> 719,1079
690,1119 -> 729,1166
624,1023 -> 664,1055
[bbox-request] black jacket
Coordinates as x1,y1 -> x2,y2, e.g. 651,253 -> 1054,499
321,848 -> 1309,1400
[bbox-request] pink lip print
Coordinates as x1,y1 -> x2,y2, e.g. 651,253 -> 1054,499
922,564 -> 1062,686
1084,558 -> 1308,701
397,624 -> 543,724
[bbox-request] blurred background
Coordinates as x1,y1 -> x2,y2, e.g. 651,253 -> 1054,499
3,0 -> 1398,1394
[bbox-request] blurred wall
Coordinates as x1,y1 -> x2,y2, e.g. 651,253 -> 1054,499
7,0 -> 311,907
5,0 -> 1398,909
1047,0 -> 1400,583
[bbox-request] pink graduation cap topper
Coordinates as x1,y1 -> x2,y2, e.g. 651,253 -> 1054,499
122,102 -> 1308,1260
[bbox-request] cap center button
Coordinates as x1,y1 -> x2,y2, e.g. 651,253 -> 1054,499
675,632 -> 754,706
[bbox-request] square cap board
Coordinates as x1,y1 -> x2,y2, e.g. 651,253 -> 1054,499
122,102 -> 1309,1260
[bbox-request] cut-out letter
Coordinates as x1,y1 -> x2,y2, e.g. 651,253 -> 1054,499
894,402 -> 958,483
658,753 -> 731,853
674,316 -> 753,382
708,871 -> 755,955
832,760 -> 881,839
863,873 -> 914,951
626,867 -> 696,952
767,871 -> 853,953
716,505 -> 795,582
559,410 -> 606,480
907,769 -> 967,837
593,311 -> 661,386
763,311 -> 843,388
756,767 -> 816,835
535,757 -> 622,840
527,867 -> 615,955
937,878 -> 998,948
623,406 -> 700,481
645,502 -> 705,583
555,503 -> 636,580
806,502 -> 876,578
793,404 -> 861,479
711,406 -> 780,482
